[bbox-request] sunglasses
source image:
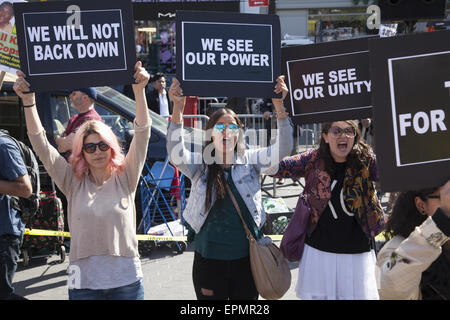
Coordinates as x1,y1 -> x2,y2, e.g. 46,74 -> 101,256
329,126 -> 356,138
213,123 -> 240,134
82,141 -> 110,154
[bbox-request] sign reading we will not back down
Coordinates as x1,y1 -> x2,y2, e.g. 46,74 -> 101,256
177,11 -> 280,98
13,0 -> 136,91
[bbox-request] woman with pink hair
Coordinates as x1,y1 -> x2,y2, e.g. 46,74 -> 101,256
13,61 -> 151,300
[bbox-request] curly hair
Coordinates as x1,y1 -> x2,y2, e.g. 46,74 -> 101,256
384,187 -> 439,240
319,120 -> 373,177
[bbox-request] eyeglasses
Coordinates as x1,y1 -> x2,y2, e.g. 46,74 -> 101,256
329,126 -> 356,138
82,141 -> 110,154
213,123 -> 240,134
424,195 -> 440,200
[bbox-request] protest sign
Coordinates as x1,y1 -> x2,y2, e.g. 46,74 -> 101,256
0,0 -> 22,74
176,10 -> 280,98
282,37 -> 373,125
369,30 -> 450,192
13,0 -> 135,91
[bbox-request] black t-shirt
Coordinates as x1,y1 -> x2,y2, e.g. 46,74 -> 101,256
306,162 -> 371,254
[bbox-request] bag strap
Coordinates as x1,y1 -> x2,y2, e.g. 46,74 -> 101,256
224,183 -> 256,242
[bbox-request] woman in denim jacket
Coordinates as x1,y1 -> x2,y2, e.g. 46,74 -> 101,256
166,77 -> 293,300
273,120 -> 385,300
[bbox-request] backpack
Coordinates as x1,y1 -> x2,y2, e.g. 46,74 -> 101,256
0,130 -> 40,219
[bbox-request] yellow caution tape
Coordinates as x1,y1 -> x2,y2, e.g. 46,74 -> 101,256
24,228 -> 284,242
24,228 -> 70,238
25,228 -> 384,244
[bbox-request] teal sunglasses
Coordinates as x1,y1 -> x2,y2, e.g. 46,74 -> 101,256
213,123 -> 240,134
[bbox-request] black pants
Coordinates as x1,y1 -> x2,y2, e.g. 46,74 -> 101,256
0,234 -> 23,300
192,251 -> 258,300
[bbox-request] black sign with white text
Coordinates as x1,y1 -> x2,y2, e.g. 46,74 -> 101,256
13,0 -> 135,91
282,38 -> 373,125
176,11 -> 280,98
369,30 -> 450,192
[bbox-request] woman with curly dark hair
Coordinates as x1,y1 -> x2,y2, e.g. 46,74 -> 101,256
273,120 -> 385,300
377,180 -> 450,300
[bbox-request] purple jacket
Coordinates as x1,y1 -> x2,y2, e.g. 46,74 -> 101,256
273,149 -> 385,239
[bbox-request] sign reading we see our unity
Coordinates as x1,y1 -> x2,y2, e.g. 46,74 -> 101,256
370,30 -> 450,192
176,10 -> 281,98
282,37 -> 373,125
13,0 -> 136,91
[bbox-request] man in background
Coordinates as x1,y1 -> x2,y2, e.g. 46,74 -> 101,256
54,87 -> 102,158
146,72 -> 172,117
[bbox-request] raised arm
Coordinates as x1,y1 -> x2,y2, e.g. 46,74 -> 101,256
13,71 -> 43,135
132,61 -> 151,128
124,61 -> 152,191
248,76 -> 293,175
13,71 -> 73,195
166,78 -> 202,179
168,77 -> 186,124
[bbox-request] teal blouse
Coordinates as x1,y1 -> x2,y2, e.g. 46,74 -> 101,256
187,167 -> 262,260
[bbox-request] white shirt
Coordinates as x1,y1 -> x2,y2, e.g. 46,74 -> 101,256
68,256 -> 143,290
159,91 -> 170,116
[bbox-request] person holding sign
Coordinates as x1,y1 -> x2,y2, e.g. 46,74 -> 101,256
167,76 -> 293,300
13,61 -> 151,300
273,120 -> 385,300
376,180 -> 450,300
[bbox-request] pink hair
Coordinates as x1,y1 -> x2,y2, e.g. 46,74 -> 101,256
69,120 -> 126,179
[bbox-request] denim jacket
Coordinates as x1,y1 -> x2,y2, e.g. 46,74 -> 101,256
166,117 -> 293,233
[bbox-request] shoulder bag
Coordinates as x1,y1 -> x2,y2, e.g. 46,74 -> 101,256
280,194 -> 311,262
225,184 -> 291,300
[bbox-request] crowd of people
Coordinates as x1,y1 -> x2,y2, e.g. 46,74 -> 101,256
0,63 -> 448,300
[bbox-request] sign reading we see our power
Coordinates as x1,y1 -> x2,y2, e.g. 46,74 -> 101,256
370,30 -> 450,192
13,0 -> 135,91
176,10 -> 281,98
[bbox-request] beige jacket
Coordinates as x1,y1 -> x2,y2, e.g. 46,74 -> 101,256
29,121 -> 150,261
376,215 -> 449,300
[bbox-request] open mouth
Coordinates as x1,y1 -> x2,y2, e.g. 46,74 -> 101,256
337,141 -> 348,152
222,138 -> 234,148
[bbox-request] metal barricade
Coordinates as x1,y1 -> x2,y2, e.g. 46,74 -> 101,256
162,115 -> 210,130
197,97 -> 219,115
182,114 -> 210,130
236,114 -> 271,149
295,123 -> 321,154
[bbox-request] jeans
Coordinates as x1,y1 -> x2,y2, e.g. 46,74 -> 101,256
192,251 -> 258,300
0,234 -> 23,300
68,279 -> 144,300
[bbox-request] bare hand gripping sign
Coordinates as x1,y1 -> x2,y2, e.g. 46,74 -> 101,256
176,11 -> 280,98
13,0 -> 135,91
